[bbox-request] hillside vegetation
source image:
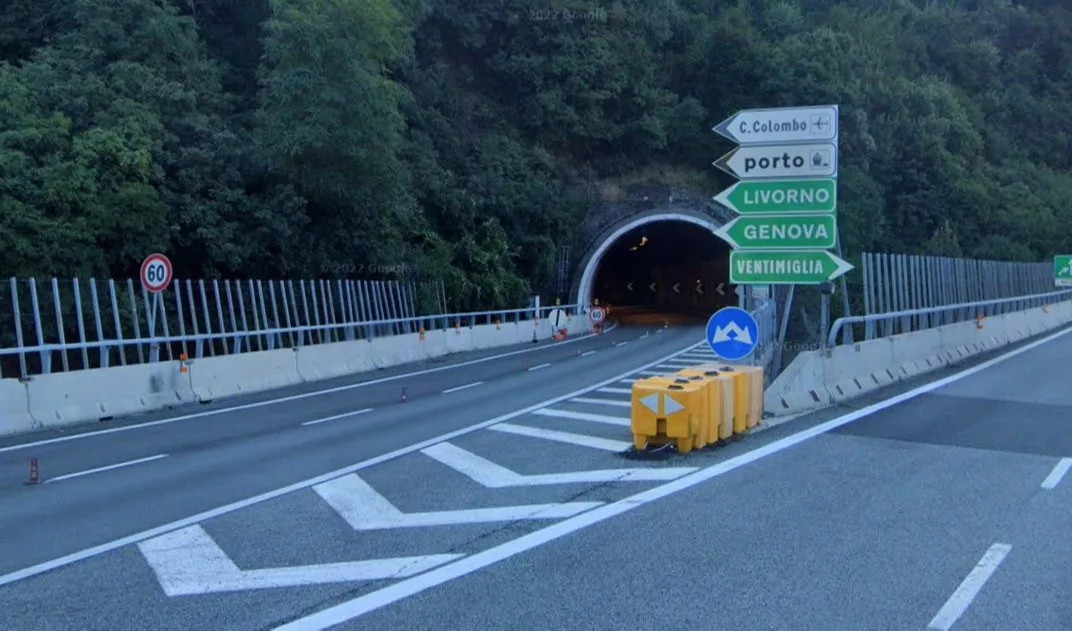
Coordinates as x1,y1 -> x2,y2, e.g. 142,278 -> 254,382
2,0 -> 1070,309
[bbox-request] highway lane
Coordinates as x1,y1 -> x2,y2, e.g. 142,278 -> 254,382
0,323 -> 636,484
0,325 -> 703,578
4,325 -> 1069,630
336,327 -> 1072,631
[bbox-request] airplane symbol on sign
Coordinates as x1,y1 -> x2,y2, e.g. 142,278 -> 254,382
811,114 -> 831,132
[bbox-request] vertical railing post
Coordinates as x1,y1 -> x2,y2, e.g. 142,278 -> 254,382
51,278 -> 70,372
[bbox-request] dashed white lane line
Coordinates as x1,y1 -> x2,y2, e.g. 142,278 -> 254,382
44,454 -> 169,484
597,387 -> 632,394
442,381 -> 484,394
569,397 -> 631,408
527,363 -> 551,371
302,409 -> 374,426
619,379 -> 638,384
581,350 -> 597,357
1040,457 -> 1072,489
532,408 -> 630,427
927,543 -> 1012,630
614,341 -> 628,347
487,423 -> 630,452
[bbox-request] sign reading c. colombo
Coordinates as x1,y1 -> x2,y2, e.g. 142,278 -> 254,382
713,105 -> 839,145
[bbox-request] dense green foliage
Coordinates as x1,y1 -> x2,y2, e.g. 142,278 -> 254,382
2,0 -> 1071,308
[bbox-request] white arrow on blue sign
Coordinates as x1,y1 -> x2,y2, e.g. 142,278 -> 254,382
706,307 -> 759,361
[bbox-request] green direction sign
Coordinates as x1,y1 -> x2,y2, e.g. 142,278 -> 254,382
714,179 -> 836,215
1055,255 -> 1072,286
730,250 -> 853,285
715,214 -> 836,250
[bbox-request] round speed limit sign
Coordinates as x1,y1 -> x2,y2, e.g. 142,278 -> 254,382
140,253 -> 173,293
589,307 -> 606,323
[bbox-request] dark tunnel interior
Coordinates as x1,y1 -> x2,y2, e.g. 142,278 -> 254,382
590,220 -> 734,323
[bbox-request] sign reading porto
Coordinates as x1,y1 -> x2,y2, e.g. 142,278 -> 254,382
713,105 -> 838,144
714,144 -> 837,180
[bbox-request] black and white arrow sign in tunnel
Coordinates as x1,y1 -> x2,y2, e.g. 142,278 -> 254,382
573,214 -> 736,324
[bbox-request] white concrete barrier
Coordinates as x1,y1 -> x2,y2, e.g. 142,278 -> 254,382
471,323 -> 517,350
567,315 -> 591,336
188,348 -> 301,401
445,327 -> 474,354
295,341 -> 374,382
767,303 -> 1072,417
2,308 -> 607,437
0,379 -> 36,436
369,333 -> 425,368
25,361 -> 195,427
421,329 -> 450,359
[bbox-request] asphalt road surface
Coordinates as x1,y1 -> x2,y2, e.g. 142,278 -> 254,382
1,322 -> 1071,631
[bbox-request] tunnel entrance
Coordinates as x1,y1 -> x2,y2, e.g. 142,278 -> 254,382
575,214 -> 733,325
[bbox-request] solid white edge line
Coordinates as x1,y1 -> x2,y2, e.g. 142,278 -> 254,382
0,322 -> 620,455
301,409 -> 374,427
1040,457 -> 1072,489
442,381 -> 484,394
927,543 -> 1012,631
44,454 -> 169,484
0,334 -> 702,589
270,323 -> 1072,630
527,363 -> 551,371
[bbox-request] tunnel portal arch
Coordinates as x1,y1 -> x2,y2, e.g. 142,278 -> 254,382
571,209 -> 728,312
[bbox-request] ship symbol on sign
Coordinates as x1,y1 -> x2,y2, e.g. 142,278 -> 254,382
810,149 -> 831,169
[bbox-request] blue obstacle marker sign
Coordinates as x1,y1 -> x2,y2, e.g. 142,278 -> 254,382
706,307 -> 759,361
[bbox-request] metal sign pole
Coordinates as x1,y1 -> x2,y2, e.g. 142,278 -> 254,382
148,292 -> 160,363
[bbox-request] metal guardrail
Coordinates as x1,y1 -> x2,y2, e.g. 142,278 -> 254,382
0,272 -> 582,379
826,289 -> 1072,349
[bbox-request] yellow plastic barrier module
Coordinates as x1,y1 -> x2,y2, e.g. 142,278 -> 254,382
630,377 -> 703,453
713,364 -> 764,432
675,368 -> 734,444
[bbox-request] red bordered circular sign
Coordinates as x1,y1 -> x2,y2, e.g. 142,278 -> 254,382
589,307 -> 606,323
140,253 -> 174,293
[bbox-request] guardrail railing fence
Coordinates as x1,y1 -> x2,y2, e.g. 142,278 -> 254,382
826,252 -> 1064,348
0,277 -> 580,380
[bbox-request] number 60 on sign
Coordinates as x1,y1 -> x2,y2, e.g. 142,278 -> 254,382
140,253 -> 174,293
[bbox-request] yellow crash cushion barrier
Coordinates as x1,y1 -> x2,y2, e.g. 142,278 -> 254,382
706,364 -> 764,432
674,368 -> 734,444
630,377 -> 703,453
635,376 -> 710,450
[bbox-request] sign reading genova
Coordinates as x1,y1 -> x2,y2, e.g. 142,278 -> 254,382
712,104 -> 852,285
